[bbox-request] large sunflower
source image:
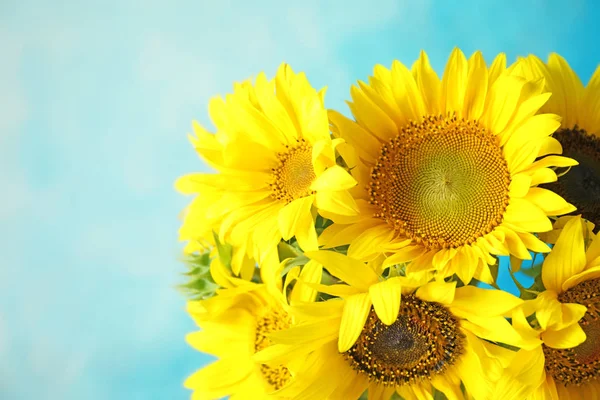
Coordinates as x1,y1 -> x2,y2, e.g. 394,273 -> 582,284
320,48 -> 577,284
184,258 -> 323,399
176,63 -> 358,272
509,215 -> 600,398
518,54 -> 600,231
256,251 -> 540,399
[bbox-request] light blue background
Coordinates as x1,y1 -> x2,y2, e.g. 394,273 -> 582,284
2,0 -> 599,399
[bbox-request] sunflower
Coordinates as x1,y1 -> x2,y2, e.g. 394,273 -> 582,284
184,258 -> 323,399
176,63 -> 358,274
509,215 -> 600,398
518,54 -> 600,231
319,48 -> 577,285
255,251 -> 540,400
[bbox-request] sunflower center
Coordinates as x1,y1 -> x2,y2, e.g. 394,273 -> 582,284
270,138 -> 316,203
255,308 -> 292,390
345,295 -> 464,386
369,114 -> 511,249
543,127 -> 600,232
544,278 -> 600,386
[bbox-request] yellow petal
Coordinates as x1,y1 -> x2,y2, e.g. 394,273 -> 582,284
490,348 -> 545,400
311,138 -> 335,175
537,136 -> 563,158
488,53 -> 507,86
542,215 -> 587,292
298,281 -> 362,298
278,195 -> 313,240
390,60 -> 427,122
455,333 -> 492,400
291,259 -> 323,303
318,219 -> 380,249
508,173 -> 532,198
464,51 -> 488,120
339,293 -> 372,352
369,277 -> 403,325
562,265 -> 600,292
496,226 -> 532,260
315,190 -> 359,217
586,234 -> 600,266
481,75 -> 526,134
542,322 -> 586,349
524,187 -> 576,216
415,281 -> 456,305
502,198 -> 552,233
382,245 -> 427,270
269,318 -> 340,345
521,155 -> 578,173
184,359 -> 252,393
451,286 -> 523,317
516,231 -> 551,253
311,165 -> 357,192
349,86 -> 397,141
548,54 -> 584,129
328,109 -> 381,162
461,315 -> 541,349
529,167 -> 557,186
411,50 -> 441,114
304,250 -> 379,291
347,224 -> 396,260
359,78 -> 405,130
441,48 -> 468,115
496,81 -> 549,146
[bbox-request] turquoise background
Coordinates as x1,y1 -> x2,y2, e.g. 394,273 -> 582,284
2,0 -> 599,398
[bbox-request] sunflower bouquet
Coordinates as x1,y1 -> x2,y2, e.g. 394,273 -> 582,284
175,49 -> 600,400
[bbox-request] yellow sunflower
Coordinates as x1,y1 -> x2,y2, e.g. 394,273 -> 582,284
176,63 -> 358,273
518,54 -> 600,231
319,48 -> 577,285
184,258 -> 323,399
256,251 -> 540,400
508,215 -> 600,398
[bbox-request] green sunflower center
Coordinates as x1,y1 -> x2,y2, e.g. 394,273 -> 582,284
369,114 -> 511,249
255,308 -> 292,390
345,295 -> 464,386
543,128 -> 600,232
544,278 -> 600,386
270,138 -> 316,203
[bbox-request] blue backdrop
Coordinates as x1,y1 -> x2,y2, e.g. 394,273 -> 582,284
2,0 -> 599,398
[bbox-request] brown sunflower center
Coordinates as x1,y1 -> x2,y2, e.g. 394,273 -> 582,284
544,278 -> 600,386
345,295 -> 464,386
270,138 -> 316,203
369,114 -> 511,249
543,127 -> 600,232
255,308 -> 292,390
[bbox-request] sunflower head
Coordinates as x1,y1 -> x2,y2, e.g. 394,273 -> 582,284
517,54 -> 600,231
510,215 -> 600,397
324,48 -> 577,285
257,251 -> 540,400
176,63 -> 359,267
184,255 -> 323,399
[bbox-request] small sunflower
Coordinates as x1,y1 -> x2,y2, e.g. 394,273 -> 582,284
518,54 -> 600,231
320,48 -> 577,284
184,259 -> 323,399
256,251 -> 540,399
176,63 -> 358,272
510,215 -> 600,398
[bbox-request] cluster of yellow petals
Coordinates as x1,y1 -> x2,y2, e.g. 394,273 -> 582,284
177,49 -> 600,400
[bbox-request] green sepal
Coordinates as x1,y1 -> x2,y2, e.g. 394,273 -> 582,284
177,251 -> 219,300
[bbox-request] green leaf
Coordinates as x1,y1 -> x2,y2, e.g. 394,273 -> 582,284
212,231 -> 233,269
